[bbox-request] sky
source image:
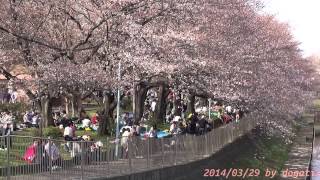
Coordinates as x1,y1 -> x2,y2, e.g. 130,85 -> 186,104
262,0 -> 320,57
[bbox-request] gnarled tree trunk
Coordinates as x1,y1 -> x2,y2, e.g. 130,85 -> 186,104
40,96 -> 54,127
155,83 -> 169,123
134,83 -> 149,124
98,93 -> 113,136
71,90 -> 82,118
186,94 -> 196,116
98,92 -> 121,136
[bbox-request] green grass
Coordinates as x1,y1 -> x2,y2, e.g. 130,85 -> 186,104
13,128 -> 35,136
224,134 -> 290,180
86,109 -> 97,118
314,99 -> 320,109
1,128 -> 112,168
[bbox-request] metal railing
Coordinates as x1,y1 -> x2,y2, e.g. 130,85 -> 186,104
0,117 -> 257,180
306,114 -> 315,180
310,111 -> 320,180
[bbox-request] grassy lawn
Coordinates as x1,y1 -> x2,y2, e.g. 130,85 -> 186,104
1,128 -> 113,168
314,99 -> 320,109
221,133 -> 290,180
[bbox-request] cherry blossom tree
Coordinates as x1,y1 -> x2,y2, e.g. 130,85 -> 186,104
0,0 -> 317,136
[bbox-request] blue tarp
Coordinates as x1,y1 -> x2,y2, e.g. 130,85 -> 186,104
140,130 -> 171,138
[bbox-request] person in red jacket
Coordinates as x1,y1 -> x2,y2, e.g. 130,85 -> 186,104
91,112 -> 99,125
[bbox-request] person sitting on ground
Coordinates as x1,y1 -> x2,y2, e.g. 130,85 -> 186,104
64,122 -> 74,141
53,112 -> 62,126
82,116 -> 91,129
90,140 -> 103,161
23,140 -> 39,163
23,111 -> 32,128
63,122 -> 76,152
27,111 -> 34,124
225,105 -> 232,115
91,112 -> 99,125
177,121 -> 186,134
170,119 -> 179,135
31,113 -> 40,128
148,125 -> 158,138
222,112 -> 232,124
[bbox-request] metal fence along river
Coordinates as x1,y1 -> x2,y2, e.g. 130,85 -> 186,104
0,117 -> 257,180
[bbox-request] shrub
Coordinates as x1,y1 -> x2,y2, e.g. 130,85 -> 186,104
43,126 -> 63,139
30,128 -> 41,137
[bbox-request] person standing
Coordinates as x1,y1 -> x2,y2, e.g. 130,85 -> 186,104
10,90 -> 18,103
121,128 -> 131,158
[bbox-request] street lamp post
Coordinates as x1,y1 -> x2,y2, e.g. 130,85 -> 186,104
115,60 -> 121,158
208,98 -> 212,129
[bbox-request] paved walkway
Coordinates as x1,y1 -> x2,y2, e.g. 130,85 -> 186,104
311,111 -> 320,180
281,112 -> 314,179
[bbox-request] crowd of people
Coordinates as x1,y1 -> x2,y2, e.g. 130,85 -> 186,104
0,88 -> 18,104
22,135 -> 103,170
0,110 -> 14,150
52,110 -> 99,131
17,108 -> 104,168
0,86 -> 244,166
22,111 -> 40,128
117,101 -> 244,158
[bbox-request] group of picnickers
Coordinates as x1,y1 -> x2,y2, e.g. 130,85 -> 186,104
1,86 -> 245,168
18,109 -> 104,167
0,110 -> 14,150
53,110 -> 100,131
22,111 -> 41,128
117,88 -> 245,142
0,88 -> 18,104
22,135 -> 103,170
1,110 -> 41,151
117,95 -> 244,158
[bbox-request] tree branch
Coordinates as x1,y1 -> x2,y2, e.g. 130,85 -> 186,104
0,26 -> 62,51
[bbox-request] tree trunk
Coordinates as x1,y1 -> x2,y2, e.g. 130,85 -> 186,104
186,94 -> 196,115
134,83 -> 149,124
40,96 -> 54,127
155,84 -> 169,123
174,93 -> 182,116
98,92 -> 118,136
71,99 -> 75,117
200,97 -> 208,107
64,97 -> 69,114
71,91 -> 82,118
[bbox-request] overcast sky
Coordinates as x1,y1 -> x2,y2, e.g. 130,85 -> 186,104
262,0 -> 320,57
